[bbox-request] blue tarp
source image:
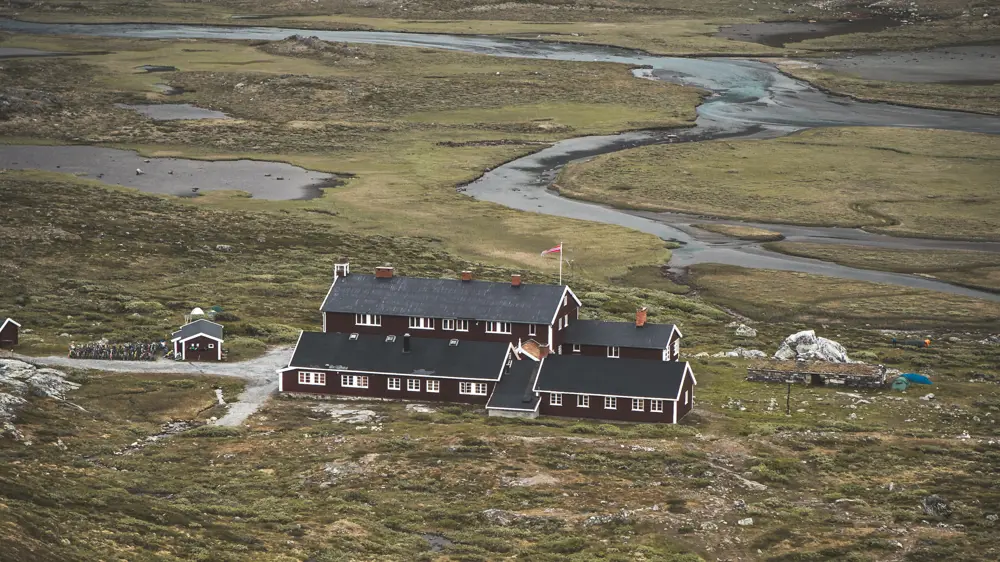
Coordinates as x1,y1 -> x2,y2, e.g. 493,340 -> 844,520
902,373 -> 933,385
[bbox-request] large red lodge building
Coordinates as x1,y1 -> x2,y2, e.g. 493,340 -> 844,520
278,261 -> 695,423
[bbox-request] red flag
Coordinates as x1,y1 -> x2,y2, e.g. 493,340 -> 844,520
540,243 -> 562,256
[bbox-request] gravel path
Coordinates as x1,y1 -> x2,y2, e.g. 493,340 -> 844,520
16,347 -> 292,426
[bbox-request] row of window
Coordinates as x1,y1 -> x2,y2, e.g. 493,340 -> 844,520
296,371 -> 487,396
355,314 -> 540,336
549,393 -> 666,412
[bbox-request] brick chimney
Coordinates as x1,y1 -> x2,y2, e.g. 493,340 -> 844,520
461,270 -> 473,282
511,274 -> 522,287
375,266 -> 394,279
636,306 -> 648,328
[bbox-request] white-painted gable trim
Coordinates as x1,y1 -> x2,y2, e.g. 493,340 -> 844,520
0,318 -> 20,332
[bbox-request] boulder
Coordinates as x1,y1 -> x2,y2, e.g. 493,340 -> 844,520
713,347 -> 767,359
737,517 -> 754,526
774,330 -> 851,362
735,324 -> 758,338
922,495 -> 952,518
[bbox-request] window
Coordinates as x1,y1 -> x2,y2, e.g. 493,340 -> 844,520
341,374 -> 369,388
208,343 -> 215,349
549,393 -> 563,406
572,344 -> 581,353
442,319 -> 456,331
407,378 -> 421,392
459,382 -> 488,395
604,396 -> 617,410
673,339 -> 680,359
426,380 -> 440,393
607,346 -> 620,358
485,321 -> 511,334
684,390 -> 690,405
563,294 -> 568,306
388,377 -> 401,390
662,349 -> 670,361
456,319 -> 469,332
529,324 -> 537,336
298,371 -> 326,386
409,317 -> 434,330
650,399 -> 664,413
577,395 -> 589,408
632,398 -> 644,412
355,313 -> 381,326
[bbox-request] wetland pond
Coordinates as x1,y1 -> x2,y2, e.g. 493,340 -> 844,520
115,103 -> 230,121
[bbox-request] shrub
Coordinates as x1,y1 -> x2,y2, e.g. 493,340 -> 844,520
568,424 -> 597,434
123,300 -> 165,313
179,425 -> 243,438
540,537 -> 587,554
596,424 -> 621,436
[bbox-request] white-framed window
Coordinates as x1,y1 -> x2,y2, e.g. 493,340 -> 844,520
208,343 -> 215,349
662,349 -> 670,361
456,320 -> 469,332
650,399 -> 664,413
298,371 -> 326,386
684,390 -> 690,405
607,346 -> 620,358
572,344 -> 581,353
459,382 -> 488,395
549,393 -> 563,406
563,294 -> 568,306
341,374 -> 369,388
673,339 -> 680,359
409,317 -> 434,330
388,377 -> 401,390
442,319 -> 456,331
577,395 -> 589,408
529,324 -> 537,336
426,380 -> 440,393
557,345 -> 562,355
486,321 -> 511,334
407,378 -> 421,392
604,396 -> 617,410
632,398 -> 644,412
355,313 -> 381,326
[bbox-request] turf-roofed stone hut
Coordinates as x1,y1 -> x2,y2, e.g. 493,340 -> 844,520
278,331 -> 515,404
0,318 -> 20,349
170,319 -> 224,361
532,356 -> 696,423
320,264 -> 580,351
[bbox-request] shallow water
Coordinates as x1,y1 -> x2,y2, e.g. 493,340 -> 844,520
115,103 -> 230,121
0,145 -> 336,200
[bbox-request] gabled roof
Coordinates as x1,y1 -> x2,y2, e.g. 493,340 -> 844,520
534,355 -> 692,400
1,318 -> 21,330
171,318 -> 224,342
321,274 -> 577,324
487,358 -> 542,412
284,331 -> 512,381
562,319 -> 678,350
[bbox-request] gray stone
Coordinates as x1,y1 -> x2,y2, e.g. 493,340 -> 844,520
737,517 -> 754,526
774,330 -> 851,362
922,495 -> 952,518
735,324 -> 758,338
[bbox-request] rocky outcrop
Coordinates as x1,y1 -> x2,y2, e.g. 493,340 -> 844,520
774,330 -> 851,363
713,347 -> 767,359
734,324 -> 758,338
0,359 -> 80,439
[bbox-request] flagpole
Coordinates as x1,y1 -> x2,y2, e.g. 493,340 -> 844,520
559,241 -> 563,285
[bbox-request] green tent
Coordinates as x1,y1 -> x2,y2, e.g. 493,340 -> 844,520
891,376 -> 911,391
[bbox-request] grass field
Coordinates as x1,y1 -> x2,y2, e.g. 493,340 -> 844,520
557,127 -> 1000,240
4,355 -> 1000,560
0,34 -> 699,280
766,243 -> 1000,293
688,264 -> 1000,329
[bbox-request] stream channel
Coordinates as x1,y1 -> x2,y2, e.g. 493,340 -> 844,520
2,19 -> 999,301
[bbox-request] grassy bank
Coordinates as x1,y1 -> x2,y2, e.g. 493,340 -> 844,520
777,62 -> 1000,116
765,242 -> 1000,293
0,173 -> 731,356
691,224 -> 784,241
557,127 -> 1000,240
688,264 -> 1000,329
0,34 -> 699,280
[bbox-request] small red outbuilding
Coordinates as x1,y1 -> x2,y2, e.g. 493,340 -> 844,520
0,318 -> 20,349
170,319 -> 224,361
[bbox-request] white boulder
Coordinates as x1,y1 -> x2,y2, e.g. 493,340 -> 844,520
774,330 -> 851,363
735,324 -> 758,338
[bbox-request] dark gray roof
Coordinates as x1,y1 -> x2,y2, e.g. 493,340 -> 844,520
487,359 -> 541,411
535,355 -> 690,399
562,319 -> 676,349
321,274 -> 570,324
171,319 -> 223,341
287,331 -> 510,380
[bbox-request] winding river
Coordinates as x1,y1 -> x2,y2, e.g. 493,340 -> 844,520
2,19 -> 999,301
